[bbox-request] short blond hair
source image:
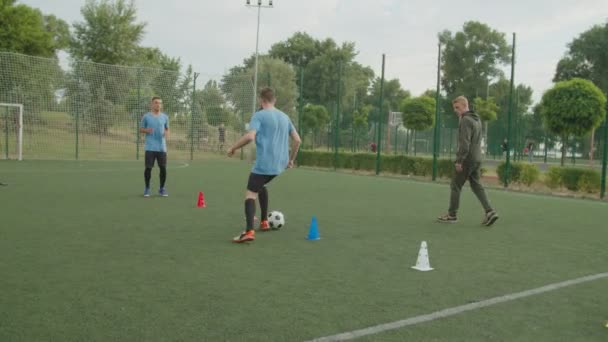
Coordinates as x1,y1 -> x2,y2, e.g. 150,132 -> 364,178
452,96 -> 468,107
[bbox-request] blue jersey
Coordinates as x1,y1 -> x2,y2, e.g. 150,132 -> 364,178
249,109 -> 295,175
141,112 -> 169,152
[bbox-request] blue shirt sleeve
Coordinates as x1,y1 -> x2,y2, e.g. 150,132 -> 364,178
164,114 -> 169,129
289,119 -> 295,133
140,114 -> 147,129
249,113 -> 261,132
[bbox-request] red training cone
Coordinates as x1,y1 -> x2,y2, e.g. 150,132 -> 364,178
197,192 -> 206,208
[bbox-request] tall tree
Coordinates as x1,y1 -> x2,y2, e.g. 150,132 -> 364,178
302,39 -> 358,108
197,80 -> 229,125
553,22 -> 608,163
301,104 -> 330,149
269,31 -> 321,67
554,22 -> 608,94
43,14 -> 70,52
0,0 -> 70,57
540,78 -> 607,165
0,2 -> 68,116
473,96 -> 499,154
401,96 -> 436,131
70,0 -> 145,65
366,78 -> 410,124
248,57 -> 298,120
268,33 -> 374,125
485,78 -> 533,157
401,96 -> 436,155
222,56 -> 297,123
439,21 -> 510,103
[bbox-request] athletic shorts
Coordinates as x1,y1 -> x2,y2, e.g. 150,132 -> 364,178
145,151 -> 167,168
246,173 -> 276,193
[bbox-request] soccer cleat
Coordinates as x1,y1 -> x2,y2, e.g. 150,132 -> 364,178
159,188 -> 168,197
437,213 -> 458,223
232,230 -> 255,243
482,210 -> 499,227
259,220 -> 271,232
144,188 -> 150,197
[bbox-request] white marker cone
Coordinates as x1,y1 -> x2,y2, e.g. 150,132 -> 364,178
412,241 -> 434,271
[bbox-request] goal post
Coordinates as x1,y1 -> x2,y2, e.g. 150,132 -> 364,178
0,103 -> 23,161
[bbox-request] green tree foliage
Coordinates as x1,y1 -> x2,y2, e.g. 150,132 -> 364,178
268,31 -> 321,67
222,56 -> 297,123
485,78 -> 534,156
301,104 -> 330,132
301,104 -> 330,148
439,21 -> 510,101
269,33 -> 376,126
0,1 -> 69,116
70,0 -> 145,65
439,20 -> 511,135
248,57 -> 298,120
0,0 -> 70,57
401,96 -> 436,131
540,78 -> 607,165
366,78 -> 410,124
473,97 -> 499,122
554,23 -> 608,93
43,14 -> 70,52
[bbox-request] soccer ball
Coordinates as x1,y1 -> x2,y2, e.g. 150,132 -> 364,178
268,211 -> 285,229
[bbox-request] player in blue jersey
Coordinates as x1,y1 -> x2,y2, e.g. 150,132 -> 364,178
228,87 -> 301,243
140,96 -> 170,197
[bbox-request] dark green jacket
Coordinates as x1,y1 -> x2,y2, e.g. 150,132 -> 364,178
456,111 -> 482,164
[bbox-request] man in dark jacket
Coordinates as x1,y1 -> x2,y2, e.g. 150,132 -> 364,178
438,96 -> 498,226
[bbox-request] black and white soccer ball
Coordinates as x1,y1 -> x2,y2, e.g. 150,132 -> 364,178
268,211 -> 285,229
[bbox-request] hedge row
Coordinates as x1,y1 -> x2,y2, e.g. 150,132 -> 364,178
299,152 -> 603,194
496,162 -> 601,193
496,162 -> 541,186
545,166 -> 601,193
297,151 -> 466,179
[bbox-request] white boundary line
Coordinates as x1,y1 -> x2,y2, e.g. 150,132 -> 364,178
307,272 -> 608,342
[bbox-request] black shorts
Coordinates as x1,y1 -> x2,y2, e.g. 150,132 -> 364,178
145,151 -> 167,168
246,173 -> 276,193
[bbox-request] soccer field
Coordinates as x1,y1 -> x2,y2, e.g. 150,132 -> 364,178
1,159 -> 607,341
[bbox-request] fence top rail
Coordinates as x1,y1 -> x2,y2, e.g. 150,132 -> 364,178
0,103 -> 24,109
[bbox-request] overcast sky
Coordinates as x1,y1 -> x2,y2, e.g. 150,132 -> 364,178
22,0 -> 608,104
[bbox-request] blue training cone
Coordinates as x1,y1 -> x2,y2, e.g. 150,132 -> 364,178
306,216 -> 320,240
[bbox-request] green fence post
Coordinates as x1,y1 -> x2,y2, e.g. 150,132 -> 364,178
600,109 -> 608,199
375,54 -> 386,175
190,72 -> 199,161
4,107 -> 8,159
545,132 -> 549,164
75,102 -> 79,160
394,125 -> 398,155
449,128 -> 453,160
136,67 -> 142,161
352,124 -> 355,153
571,140 -> 576,165
297,64 -> 304,163
504,33 -> 516,187
432,41 -> 442,181
334,61 -> 342,170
